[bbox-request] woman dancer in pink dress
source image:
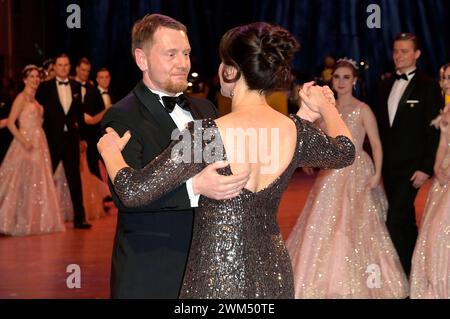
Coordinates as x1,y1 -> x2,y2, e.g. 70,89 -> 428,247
286,59 -> 408,298
0,65 -> 65,236
410,63 -> 450,298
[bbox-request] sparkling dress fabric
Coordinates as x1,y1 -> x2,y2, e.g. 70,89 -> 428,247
286,105 -> 408,299
113,115 -> 355,299
0,101 -> 65,236
410,123 -> 450,299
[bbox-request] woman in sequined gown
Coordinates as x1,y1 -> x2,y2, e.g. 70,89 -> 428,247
98,23 -> 355,299
410,66 -> 450,298
286,59 -> 408,299
0,65 -> 65,236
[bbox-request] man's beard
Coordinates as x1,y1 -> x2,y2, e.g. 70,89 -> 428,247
164,78 -> 189,94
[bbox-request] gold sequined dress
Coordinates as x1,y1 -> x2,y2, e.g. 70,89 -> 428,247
286,104 -> 408,298
0,101 -> 65,236
112,115 -> 355,299
410,119 -> 450,299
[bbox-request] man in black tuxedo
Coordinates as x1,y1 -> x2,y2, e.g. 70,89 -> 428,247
36,53 -> 91,229
101,14 -> 249,299
96,67 -> 116,108
75,57 -> 105,179
375,33 -> 443,275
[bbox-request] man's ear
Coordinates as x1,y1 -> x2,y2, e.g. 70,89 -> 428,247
414,49 -> 422,60
134,48 -> 148,72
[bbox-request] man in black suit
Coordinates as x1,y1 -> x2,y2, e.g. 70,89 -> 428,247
96,67 -> 116,108
101,14 -> 249,299
75,57 -> 105,179
36,53 -> 91,229
375,33 -> 443,276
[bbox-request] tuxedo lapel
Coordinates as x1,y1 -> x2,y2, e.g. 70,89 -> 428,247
50,79 -> 65,115
391,75 -> 418,128
189,100 -> 204,120
381,78 -> 395,129
133,81 -> 177,146
67,80 -> 80,114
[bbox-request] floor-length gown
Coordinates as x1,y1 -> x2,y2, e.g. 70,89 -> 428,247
0,101 -> 65,236
111,116 -> 355,298
410,124 -> 450,299
285,104 -> 408,298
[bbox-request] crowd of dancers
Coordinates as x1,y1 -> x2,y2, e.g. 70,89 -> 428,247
1,13 -> 450,299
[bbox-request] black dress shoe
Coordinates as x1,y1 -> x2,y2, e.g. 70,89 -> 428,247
74,223 -> 92,229
103,196 -> 113,203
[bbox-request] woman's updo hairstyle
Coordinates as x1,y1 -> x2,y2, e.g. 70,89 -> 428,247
219,22 -> 299,95
21,64 -> 39,80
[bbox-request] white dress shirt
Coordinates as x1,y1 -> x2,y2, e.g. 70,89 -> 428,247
387,67 -> 417,126
56,77 -> 72,131
148,87 -> 200,207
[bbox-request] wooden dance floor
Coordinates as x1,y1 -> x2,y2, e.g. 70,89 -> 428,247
0,170 -> 430,299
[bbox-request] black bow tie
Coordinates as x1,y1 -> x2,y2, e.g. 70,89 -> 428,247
394,70 -> 416,81
101,91 -> 109,95
58,80 -> 69,86
81,83 -> 87,88
161,94 -> 191,113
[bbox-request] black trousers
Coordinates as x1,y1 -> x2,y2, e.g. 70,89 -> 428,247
383,173 -> 419,276
85,124 -> 102,179
51,133 -> 86,225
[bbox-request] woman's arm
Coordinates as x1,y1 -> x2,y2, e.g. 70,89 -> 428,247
7,94 -> 32,150
98,123 -> 211,208
361,104 -> 383,188
434,129 -> 449,186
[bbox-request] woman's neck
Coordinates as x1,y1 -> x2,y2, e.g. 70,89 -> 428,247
336,92 -> 356,108
231,87 -> 269,113
23,86 -> 36,100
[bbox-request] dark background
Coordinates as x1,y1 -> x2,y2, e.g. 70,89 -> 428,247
6,0 -> 450,103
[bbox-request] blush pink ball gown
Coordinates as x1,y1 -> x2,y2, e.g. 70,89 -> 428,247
286,104 -> 408,299
410,116 -> 450,299
0,100 -> 65,236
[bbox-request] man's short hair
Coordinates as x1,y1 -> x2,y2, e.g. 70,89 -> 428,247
394,33 -> 421,51
131,13 -> 187,58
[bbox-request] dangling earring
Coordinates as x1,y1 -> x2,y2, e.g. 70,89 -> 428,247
353,82 -> 357,91
230,90 -> 234,98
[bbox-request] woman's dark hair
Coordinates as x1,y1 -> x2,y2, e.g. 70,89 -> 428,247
219,22 -> 299,94
21,64 -> 39,80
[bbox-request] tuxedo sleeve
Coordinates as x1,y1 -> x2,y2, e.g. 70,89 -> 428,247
76,94 -> 88,141
101,107 -> 144,169
420,80 -> 443,175
84,87 -> 105,116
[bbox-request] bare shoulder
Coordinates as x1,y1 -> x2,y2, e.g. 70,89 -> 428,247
358,102 -> 375,117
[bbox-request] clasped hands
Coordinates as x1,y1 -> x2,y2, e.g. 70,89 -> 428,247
296,81 -> 336,123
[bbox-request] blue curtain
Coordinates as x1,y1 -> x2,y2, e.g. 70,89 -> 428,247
42,0 -> 450,103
